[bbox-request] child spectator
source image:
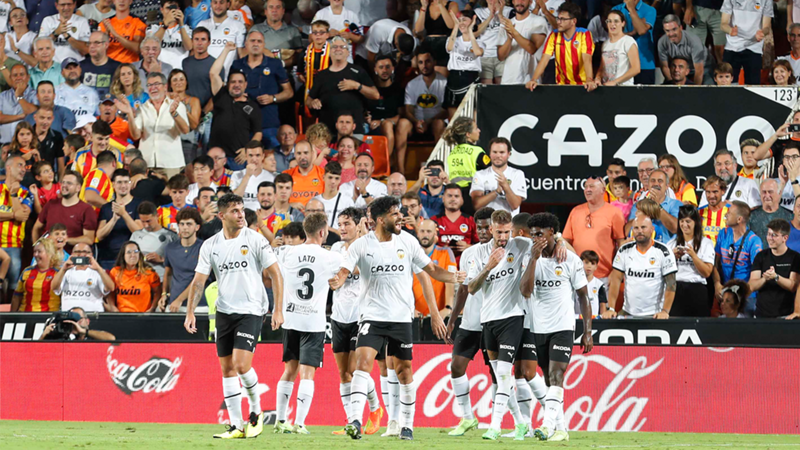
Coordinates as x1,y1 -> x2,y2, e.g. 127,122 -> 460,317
576,250 -> 609,318
158,174 -> 192,233
31,161 -> 61,214
610,175 -> 633,218
305,122 -> 332,167
714,62 -> 734,86
62,134 -> 85,179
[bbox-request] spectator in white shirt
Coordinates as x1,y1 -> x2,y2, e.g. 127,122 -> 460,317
339,152 -> 387,206
720,0 -> 773,85
699,149 -> 762,209
596,10 -> 640,86
231,140 -> 276,211
147,0 -> 193,70
469,137 -> 527,215
777,23 -> 800,81
134,36 -> 174,91
474,0 -> 512,84
497,0 -> 547,85
55,57 -> 99,120
311,161 -> 354,231
5,8 -> 36,68
666,205 -> 715,316
358,18 -> 415,68
444,9 -> 484,118
52,242 -> 115,312
39,0 -> 90,63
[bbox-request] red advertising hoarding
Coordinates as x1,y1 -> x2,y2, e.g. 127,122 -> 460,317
1,343 -> 798,434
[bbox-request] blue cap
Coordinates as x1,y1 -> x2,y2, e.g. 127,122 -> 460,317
62,57 -> 80,67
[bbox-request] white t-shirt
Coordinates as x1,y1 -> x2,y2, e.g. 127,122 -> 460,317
195,227 -> 277,315
574,276 -> 606,317
344,0 -> 386,27
357,18 -> 411,59
146,24 -> 192,70
339,178 -> 388,208
231,169 -> 275,212
342,230 -> 432,323
720,0 -> 773,55
330,240 -> 362,324
780,181 -> 796,211
4,31 -> 36,67
0,0 -> 25,34
535,0 -> 564,34
55,83 -> 99,119
466,237 -> 532,323
666,236 -> 715,284
459,243 -> 484,332
499,13 -> 547,85
601,36 -> 637,86
186,182 -> 218,206
474,6 -> 513,59
531,252 -> 588,334
612,240 -> 677,316
314,6 -> 360,33
39,14 -> 91,63
469,165 -> 528,215
77,3 -> 116,24
55,268 -> 112,313
312,193 -> 356,229
587,15 -> 609,44
404,73 -> 447,121
278,243 -> 343,332
447,35 -> 484,72
197,16 -> 246,76
698,176 -> 762,209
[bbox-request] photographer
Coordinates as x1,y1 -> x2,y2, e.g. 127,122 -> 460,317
40,307 -> 116,341
52,243 -> 116,312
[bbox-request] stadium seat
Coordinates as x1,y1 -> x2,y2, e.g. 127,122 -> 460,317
363,135 -> 390,177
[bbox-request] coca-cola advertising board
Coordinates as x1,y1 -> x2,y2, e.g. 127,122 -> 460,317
1,343 -> 798,434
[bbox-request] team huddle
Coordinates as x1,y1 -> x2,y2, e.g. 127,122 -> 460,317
182,192 -> 592,441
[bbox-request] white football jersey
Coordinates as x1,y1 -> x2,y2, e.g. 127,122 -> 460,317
531,252 -> 588,334
466,237 -> 531,324
330,240 -> 362,324
197,16 -> 246,77
342,230 -> 432,323
574,276 -> 606,318
0,0 -> 25,34
521,252 -> 534,330
230,169 -> 275,212
39,14 -> 91,63
196,227 -> 277,315
146,24 -> 192,69
55,268 -> 112,313
458,243 -> 484,332
279,243 -> 343,332
612,241 -> 677,316
312,193 -> 355,229
55,83 -> 99,119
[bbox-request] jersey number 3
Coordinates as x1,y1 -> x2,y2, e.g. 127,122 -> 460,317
297,268 -> 315,300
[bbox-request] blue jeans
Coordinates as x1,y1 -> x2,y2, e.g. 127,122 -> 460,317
2,247 -> 21,290
227,157 -> 245,172
262,127 -> 279,150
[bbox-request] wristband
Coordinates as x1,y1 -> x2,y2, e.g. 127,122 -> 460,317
358,83 -> 363,92
361,193 -> 371,199
445,305 -> 452,310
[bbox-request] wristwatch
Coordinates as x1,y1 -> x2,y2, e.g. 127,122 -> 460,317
272,95 -> 277,103
361,193 -> 371,199
0,65 -> 6,71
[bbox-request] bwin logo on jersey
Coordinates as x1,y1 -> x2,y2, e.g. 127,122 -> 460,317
240,245 -> 249,256
627,268 -> 655,278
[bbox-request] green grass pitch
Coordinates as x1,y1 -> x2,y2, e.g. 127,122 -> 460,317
1,421 -> 800,450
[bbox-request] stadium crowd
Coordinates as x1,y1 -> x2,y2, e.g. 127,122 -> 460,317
1,0 -> 800,320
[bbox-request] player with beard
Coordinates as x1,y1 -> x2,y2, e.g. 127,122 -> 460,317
466,210 -> 532,441
329,196 -> 465,440
432,184 -> 477,263
445,206 -> 494,436
521,213 -> 592,443
184,193 -> 284,439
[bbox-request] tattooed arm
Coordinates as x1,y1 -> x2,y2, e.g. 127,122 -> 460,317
655,272 -> 676,319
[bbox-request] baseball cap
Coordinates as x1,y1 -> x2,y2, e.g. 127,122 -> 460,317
101,93 -> 115,104
62,57 -> 80,68
73,115 -> 97,131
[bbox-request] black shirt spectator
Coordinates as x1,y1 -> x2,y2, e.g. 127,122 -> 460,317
750,219 -> 800,318
369,82 -> 404,121
129,157 -> 168,204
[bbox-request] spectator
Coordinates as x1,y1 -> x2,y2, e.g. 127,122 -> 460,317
662,56 -> 693,85
34,170 -> 96,250
253,180 -> 275,232
781,146 -> 800,212
576,250 -> 609,317
97,168 -> 142,269
0,64 -> 38,145
39,0 -> 89,64
299,20 -> 332,101
306,36 -> 379,140
414,0 -> 457,75
397,48 -> 447,174
714,62 -> 735,85
331,112 -> 371,151
596,11 -> 640,86
738,138 -> 762,180
182,27 -> 217,111
683,0 -> 725,65
365,54 -> 403,152
473,0 -> 511,85
8,122 -> 41,181
313,0 -> 363,50
196,186 -> 220,227
768,60 -> 795,86
157,173 -> 191,232
789,199 -> 800,252
161,208 -> 204,312
331,135 -> 357,183
187,155 -> 217,204
610,0 -> 655,84
658,154 -> 697,205
699,149 -> 762,209
98,95 -> 131,144
99,0 -> 147,64
11,238 -> 60,312
251,0 -> 303,70
52,242 -> 114,311
698,175 -> 731,243
230,29 -> 293,150
62,134 -> 84,175
657,14 -> 706,85
72,114 -> 96,142
130,200 -> 177,279
750,179 -> 793,245
604,215 -> 677,319
273,125 -> 297,173
29,37 -> 65,88
79,44 -> 119,100
339,152 -> 386,207
209,49 -> 263,171
497,0 -> 546,86
563,177 -> 626,283
278,220 -> 306,246
24,80 -> 75,138
666,205 -> 715,316
777,23 -> 800,79
77,0 -> 115,30
470,137 -> 526,215
79,149 -> 116,209
443,9 -> 483,117
147,0 -> 193,70
609,175 -> 633,219
432,183 -> 477,261
720,0 -> 772,86
719,279 -> 750,318
413,219 -> 456,316
627,169 -> 681,240
713,200 -> 762,315
31,160 -> 61,213
262,174 -> 305,236
311,161 -> 353,231
388,172 -> 407,199
281,140 -> 326,207
749,219 -> 800,318
232,141 -> 276,210
4,8 -> 36,68
109,241 -> 162,312
755,111 -> 800,180
409,159 -> 447,219
527,2 -> 595,89
205,146 -> 231,188
400,191 -> 424,235
134,36 -> 174,90
110,62 -> 149,110
129,157 -> 167,204
359,18 -> 415,67
185,0 -> 211,29
306,122 -> 333,166
197,0 -> 246,75
0,155 -> 34,287
602,157 -> 627,202
55,57 -> 99,119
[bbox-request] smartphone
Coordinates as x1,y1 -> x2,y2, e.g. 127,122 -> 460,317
789,124 -> 800,133
400,206 -> 409,217
71,256 -> 89,266
211,195 -> 219,202
166,4 -> 178,9
429,167 -> 441,177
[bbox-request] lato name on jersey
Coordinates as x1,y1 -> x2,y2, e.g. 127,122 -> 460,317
297,255 -> 315,263
371,264 -> 405,274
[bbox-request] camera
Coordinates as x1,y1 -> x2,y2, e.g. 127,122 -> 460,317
71,256 -> 89,265
429,167 -> 441,177
44,311 -> 83,340
788,124 -> 800,133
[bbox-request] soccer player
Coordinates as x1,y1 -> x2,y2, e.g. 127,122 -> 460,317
273,213 -> 344,434
446,206 -> 494,436
184,193 -> 284,439
521,212 -> 593,442
329,196 -> 465,440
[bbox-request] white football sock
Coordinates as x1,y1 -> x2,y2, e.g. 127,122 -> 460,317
276,380 -> 294,423
451,375 -> 474,420
339,383 -> 352,420
366,375 -> 380,412
222,376 -> 244,430
556,397 -> 567,431
515,378 -> 533,425
388,369 -> 400,421
529,374 -> 548,409
348,370 -> 370,423
238,368 -> 261,415
295,380 -> 314,427
399,383 -> 416,429
543,386 -> 564,430
380,375 -> 390,415
489,360 -> 513,430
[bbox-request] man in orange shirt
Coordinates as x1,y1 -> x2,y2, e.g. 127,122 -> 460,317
80,150 -> 117,210
412,219 -> 456,317
99,0 -> 146,64
98,95 -> 131,144
282,140 -> 324,207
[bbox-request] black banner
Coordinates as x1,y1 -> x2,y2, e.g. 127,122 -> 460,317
476,85 -> 796,204
3,312 -> 800,348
